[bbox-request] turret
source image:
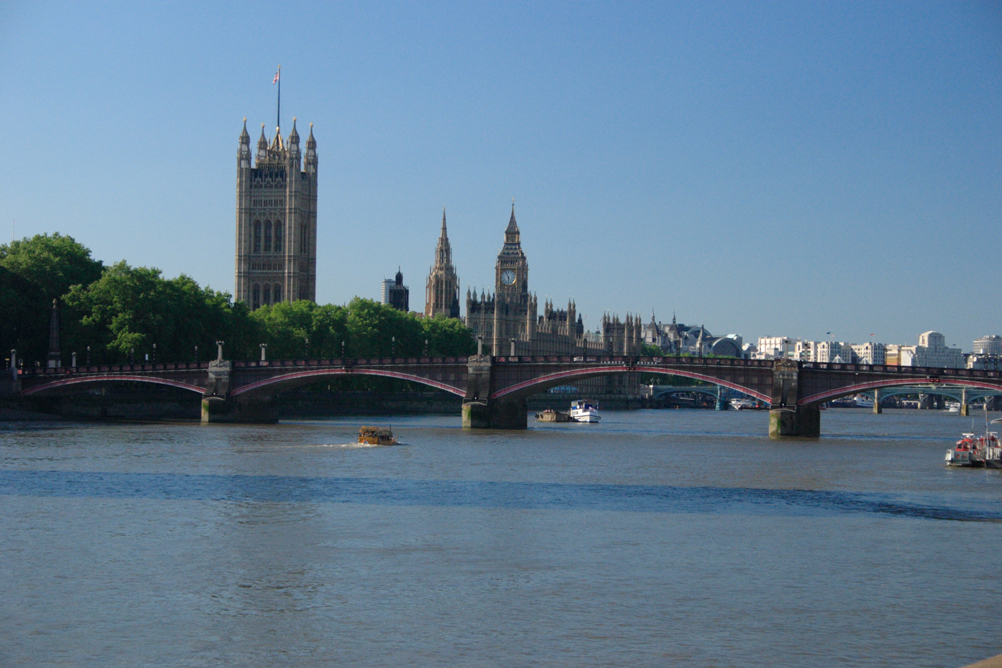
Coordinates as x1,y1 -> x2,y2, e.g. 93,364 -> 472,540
256,123 -> 268,164
287,117 -> 301,165
238,118 -> 251,169
305,123 -> 317,175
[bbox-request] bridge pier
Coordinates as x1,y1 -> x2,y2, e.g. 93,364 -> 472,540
769,359 -> 820,437
462,398 -> 528,430
769,405 -> 821,437
201,394 -> 279,423
873,388 -> 882,414
960,388 -> 969,416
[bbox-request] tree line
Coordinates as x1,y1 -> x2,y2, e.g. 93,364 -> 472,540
1,233 -> 475,369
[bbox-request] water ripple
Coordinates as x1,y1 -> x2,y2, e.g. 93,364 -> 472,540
1,469 -> 997,523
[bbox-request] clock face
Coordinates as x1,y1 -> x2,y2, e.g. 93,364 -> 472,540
500,270 -> 516,286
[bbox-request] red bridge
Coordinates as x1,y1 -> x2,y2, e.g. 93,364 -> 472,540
13,355 -> 1002,436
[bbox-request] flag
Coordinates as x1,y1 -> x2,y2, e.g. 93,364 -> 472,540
273,70 -> 280,85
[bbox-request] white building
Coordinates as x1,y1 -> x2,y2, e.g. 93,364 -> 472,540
793,341 -> 853,363
973,335 -> 1002,356
756,336 -> 800,360
899,331 -> 964,368
851,342 -> 886,365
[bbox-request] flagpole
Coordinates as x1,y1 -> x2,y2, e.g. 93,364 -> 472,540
276,65 -> 281,132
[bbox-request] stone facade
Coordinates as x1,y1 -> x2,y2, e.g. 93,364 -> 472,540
424,209 -> 461,318
235,118 -> 318,310
463,205 -> 642,391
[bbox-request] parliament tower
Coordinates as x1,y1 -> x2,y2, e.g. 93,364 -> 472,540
425,209 -> 461,318
235,118 -> 318,310
465,203 -> 538,354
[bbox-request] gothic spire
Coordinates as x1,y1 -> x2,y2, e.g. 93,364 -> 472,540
506,199 -> 519,236
239,117 -> 249,143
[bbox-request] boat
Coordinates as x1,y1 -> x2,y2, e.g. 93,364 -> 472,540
946,432 -> 983,467
357,426 -> 397,445
535,409 -> 571,422
944,410 -> 1001,468
945,401 -> 961,414
569,399 -> 601,423
729,398 -> 758,411
854,395 -> 874,409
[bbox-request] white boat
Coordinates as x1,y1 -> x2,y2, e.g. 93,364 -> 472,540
729,398 -> 757,411
944,410 -> 1001,468
945,401 -> 961,414
854,394 -> 874,409
569,399 -> 601,423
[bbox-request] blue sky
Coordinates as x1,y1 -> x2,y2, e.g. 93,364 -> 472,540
2,1 -> 999,351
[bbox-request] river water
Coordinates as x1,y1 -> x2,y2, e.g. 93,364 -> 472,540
2,408 -> 1000,667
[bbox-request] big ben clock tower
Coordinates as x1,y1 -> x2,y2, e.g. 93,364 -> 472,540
491,202 -> 534,353
495,202 -> 529,296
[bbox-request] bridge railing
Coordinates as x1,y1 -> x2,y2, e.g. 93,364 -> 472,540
803,362 -> 999,379
19,362 -> 211,376
492,355 -> 774,368
232,356 -> 463,369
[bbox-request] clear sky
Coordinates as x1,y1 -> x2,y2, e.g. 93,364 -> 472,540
2,1 -> 999,351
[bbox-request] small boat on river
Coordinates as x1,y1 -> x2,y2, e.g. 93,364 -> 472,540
569,400 -> 601,423
944,412 -> 1001,468
358,426 -> 398,445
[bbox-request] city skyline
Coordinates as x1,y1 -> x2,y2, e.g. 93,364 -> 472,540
2,2 -> 999,350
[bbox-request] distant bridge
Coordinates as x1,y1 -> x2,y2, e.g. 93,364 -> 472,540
13,355 -> 1002,436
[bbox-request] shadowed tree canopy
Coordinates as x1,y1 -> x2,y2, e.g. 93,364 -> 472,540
0,234 -> 104,364
63,262 -> 261,364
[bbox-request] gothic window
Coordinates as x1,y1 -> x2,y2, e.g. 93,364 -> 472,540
274,221 -> 283,252
264,221 -> 272,253
263,284 -> 271,305
273,284 -> 282,303
252,284 -> 261,310
253,221 -> 262,253
300,224 -> 308,254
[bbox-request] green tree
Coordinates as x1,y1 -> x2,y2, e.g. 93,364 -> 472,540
0,233 -> 103,300
0,233 -> 104,364
421,315 -> 476,357
64,261 -> 258,364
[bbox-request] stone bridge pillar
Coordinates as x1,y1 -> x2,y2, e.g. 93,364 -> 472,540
873,388 -> 882,414
461,355 -> 527,430
960,388 -> 969,416
768,360 -> 820,437
200,360 -> 278,424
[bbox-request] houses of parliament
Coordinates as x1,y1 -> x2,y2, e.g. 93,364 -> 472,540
234,119 -> 641,363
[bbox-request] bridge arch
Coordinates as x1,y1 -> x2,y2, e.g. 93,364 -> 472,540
21,375 -> 206,396
491,365 -> 772,403
649,385 -> 723,400
231,368 -> 467,398
799,377 -> 1002,407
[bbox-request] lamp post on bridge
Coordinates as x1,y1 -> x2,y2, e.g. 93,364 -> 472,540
391,336 -> 395,357
86,346 -> 90,366
152,343 -> 156,365
341,340 -> 345,360
424,339 -> 429,356
130,348 -> 134,365
305,337 -> 309,359
194,345 -> 198,363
